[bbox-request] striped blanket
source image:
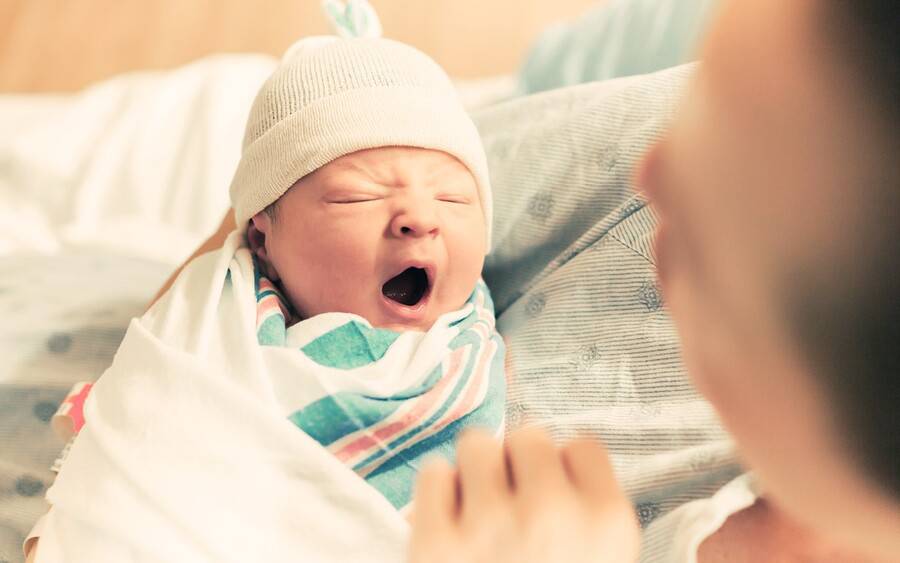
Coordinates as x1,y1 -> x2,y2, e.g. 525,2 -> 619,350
253,263 -> 505,510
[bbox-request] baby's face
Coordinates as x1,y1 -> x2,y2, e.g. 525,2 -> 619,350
250,147 -> 487,331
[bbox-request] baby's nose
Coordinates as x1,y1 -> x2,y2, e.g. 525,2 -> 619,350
391,207 -> 439,239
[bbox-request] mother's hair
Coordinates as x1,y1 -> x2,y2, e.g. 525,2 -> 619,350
786,0 -> 899,499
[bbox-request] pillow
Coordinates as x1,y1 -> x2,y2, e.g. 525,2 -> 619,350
0,54 -> 277,263
519,0 -> 719,94
476,64 -> 741,537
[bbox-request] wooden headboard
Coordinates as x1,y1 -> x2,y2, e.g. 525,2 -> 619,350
0,0 -> 598,93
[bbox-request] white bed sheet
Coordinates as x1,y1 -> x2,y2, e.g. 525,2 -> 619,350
0,54 -> 275,264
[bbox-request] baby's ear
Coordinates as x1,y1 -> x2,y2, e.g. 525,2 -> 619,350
248,212 -> 280,281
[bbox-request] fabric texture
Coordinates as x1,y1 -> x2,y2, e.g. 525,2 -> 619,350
228,36 -> 493,247
37,230 -> 498,561
642,474 -> 759,562
475,64 -> 751,562
0,253 -> 170,563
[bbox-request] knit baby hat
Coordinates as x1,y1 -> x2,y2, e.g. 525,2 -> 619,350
228,2 -> 492,247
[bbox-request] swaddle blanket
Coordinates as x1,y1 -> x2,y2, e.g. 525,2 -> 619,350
253,257 -> 505,510
38,230 -> 505,562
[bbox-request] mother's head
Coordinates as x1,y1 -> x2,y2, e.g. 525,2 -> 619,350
639,0 -> 899,557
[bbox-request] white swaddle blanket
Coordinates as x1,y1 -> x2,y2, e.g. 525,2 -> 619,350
36,230 -> 505,562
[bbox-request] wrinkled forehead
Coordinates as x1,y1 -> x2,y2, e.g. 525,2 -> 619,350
313,147 -> 478,187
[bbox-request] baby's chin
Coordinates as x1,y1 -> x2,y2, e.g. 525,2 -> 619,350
374,320 -> 434,332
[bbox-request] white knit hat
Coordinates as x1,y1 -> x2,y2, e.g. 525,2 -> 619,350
228,33 -> 493,247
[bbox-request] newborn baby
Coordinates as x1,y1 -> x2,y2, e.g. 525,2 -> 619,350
224,35 -> 505,510
28,34 -> 505,562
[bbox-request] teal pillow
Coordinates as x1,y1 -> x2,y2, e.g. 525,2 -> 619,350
519,0 -> 719,94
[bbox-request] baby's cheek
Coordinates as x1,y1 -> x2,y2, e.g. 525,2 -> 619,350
448,255 -> 485,308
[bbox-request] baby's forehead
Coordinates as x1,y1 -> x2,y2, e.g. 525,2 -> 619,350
320,147 -> 472,182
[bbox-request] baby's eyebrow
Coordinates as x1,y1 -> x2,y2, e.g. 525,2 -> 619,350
327,161 -> 405,188
328,160 -> 372,177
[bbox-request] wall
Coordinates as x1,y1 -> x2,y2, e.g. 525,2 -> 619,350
0,0 -> 599,92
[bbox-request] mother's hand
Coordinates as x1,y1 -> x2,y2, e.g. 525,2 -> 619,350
409,428 -> 639,563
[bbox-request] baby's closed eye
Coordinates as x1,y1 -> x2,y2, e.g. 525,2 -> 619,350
436,194 -> 472,204
325,193 -> 384,204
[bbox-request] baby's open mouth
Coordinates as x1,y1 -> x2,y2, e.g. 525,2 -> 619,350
382,267 -> 430,307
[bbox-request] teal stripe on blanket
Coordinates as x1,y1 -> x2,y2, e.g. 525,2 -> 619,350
302,320 -> 400,369
289,393 -> 401,446
257,315 -> 286,347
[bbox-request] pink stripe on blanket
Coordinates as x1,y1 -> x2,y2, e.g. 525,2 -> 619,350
332,346 -> 466,463
442,339 -> 497,424
368,317 -> 494,454
390,337 -> 496,458
256,294 -> 290,328
354,338 -> 498,477
51,381 -> 93,442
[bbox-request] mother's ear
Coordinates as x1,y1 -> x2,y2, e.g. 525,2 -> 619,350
248,212 -> 280,282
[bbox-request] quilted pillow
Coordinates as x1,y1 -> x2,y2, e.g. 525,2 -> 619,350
476,65 -> 740,539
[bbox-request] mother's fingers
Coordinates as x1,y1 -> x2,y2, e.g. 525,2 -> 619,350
409,459 -> 462,563
504,427 -> 569,500
560,438 -> 623,503
560,438 -> 640,555
413,457 -> 459,526
456,429 -> 510,521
